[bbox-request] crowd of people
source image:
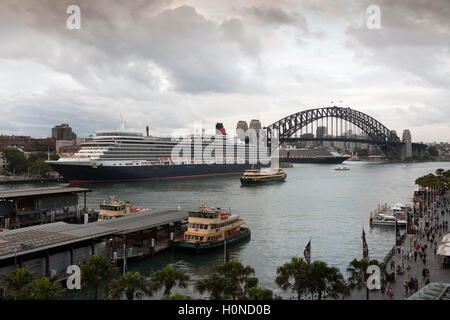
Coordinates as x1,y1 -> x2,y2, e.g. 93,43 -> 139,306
385,189 -> 449,299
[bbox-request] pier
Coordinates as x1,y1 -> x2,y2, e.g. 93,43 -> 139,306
0,210 -> 188,279
351,190 -> 450,300
0,186 -> 92,229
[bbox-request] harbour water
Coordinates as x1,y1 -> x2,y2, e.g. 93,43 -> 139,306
2,161 -> 449,299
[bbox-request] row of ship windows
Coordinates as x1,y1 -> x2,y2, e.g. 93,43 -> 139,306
189,223 -> 208,229
185,234 -> 223,241
188,220 -> 239,230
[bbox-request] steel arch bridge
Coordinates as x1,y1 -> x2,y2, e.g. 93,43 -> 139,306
265,106 -> 403,160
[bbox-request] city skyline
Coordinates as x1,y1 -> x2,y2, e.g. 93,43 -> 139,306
0,0 -> 449,142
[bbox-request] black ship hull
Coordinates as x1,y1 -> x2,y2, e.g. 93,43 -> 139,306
48,162 -> 261,184
280,156 -> 348,164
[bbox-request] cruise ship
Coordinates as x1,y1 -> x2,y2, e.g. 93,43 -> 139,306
279,147 -> 349,164
46,124 -> 267,184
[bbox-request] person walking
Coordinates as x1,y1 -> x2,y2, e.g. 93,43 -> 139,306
380,283 -> 386,300
388,284 -> 393,300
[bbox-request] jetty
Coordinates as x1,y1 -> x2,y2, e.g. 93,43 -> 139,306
0,210 -> 188,279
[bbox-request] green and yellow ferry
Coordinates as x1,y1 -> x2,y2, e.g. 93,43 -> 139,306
172,202 -> 250,253
240,168 -> 287,185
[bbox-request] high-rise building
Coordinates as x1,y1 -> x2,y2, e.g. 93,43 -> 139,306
249,119 -> 262,137
316,126 -> 327,139
236,120 -> 249,141
51,124 -> 76,141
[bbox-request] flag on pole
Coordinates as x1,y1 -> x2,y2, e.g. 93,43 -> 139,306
362,228 -> 369,259
303,239 -> 311,264
395,220 -> 401,248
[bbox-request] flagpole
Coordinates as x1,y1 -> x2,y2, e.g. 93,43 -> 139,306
362,227 -> 369,300
224,239 -> 227,264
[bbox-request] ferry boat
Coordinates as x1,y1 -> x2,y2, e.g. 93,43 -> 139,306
46,123 -> 266,184
97,197 -> 152,221
172,202 -> 250,253
240,168 -> 287,185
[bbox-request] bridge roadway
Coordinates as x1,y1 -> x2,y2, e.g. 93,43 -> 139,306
0,209 -> 188,261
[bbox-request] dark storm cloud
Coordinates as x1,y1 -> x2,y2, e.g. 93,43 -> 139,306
243,5 -> 308,30
0,0 -> 263,94
346,0 -> 450,88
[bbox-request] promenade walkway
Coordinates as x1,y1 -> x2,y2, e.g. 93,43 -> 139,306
349,192 -> 450,300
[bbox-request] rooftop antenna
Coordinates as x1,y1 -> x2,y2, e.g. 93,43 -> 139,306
119,112 -> 126,130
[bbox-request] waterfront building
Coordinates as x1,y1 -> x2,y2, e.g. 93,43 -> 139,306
0,153 -> 6,171
0,187 -> 91,229
0,135 -> 31,148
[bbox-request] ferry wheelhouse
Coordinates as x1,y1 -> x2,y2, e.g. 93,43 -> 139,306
97,197 -> 151,221
173,202 -> 250,253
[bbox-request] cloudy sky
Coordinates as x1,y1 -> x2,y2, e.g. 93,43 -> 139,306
0,0 -> 449,142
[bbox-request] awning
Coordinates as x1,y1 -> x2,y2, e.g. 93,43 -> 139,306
442,233 -> 450,243
437,243 -> 450,256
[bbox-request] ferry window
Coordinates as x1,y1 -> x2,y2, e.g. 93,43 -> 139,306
200,237 -> 204,241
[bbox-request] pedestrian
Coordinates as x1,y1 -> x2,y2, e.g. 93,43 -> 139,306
403,280 -> 408,296
381,283 -> 385,299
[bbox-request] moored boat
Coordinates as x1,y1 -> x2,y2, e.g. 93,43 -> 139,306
97,196 -> 152,221
172,202 -> 250,253
240,168 -> 287,185
370,213 -> 407,227
334,166 -> 350,171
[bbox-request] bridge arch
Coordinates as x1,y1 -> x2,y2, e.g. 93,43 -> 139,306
265,106 -> 402,159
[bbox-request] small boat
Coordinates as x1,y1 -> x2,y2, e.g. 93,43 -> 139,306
279,162 -> 294,168
97,196 -> 152,221
334,166 -> 350,171
172,202 -> 250,253
240,168 -> 287,185
370,213 -> 407,227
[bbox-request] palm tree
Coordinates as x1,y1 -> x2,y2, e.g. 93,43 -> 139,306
307,260 -> 345,300
346,258 -> 384,290
108,272 -> 152,300
149,265 -> 189,297
195,272 -> 229,300
246,287 -> 274,300
215,261 -> 258,300
21,277 -> 66,300
169,294 -> 190,300
0,268 -> 34,299
275,257 -> 309,300
81,255 -> 118,300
